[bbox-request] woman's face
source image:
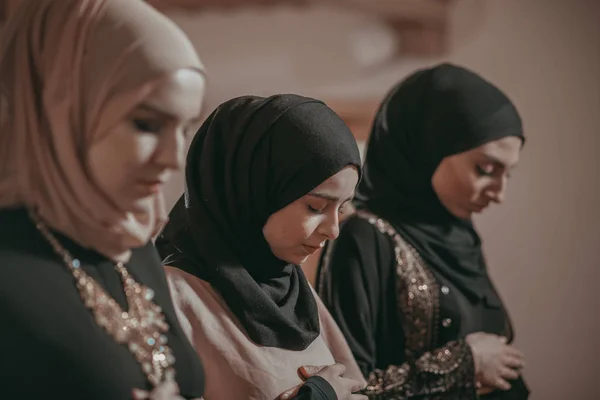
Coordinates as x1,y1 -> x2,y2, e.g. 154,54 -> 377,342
262,166 -> 359,265
432,136 -> 522,219
88,69 -> 205,213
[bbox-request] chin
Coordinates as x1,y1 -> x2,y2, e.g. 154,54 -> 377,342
278,253 -> 309,266
297,255 -> 310,265
126,195 -> 155,214
450,207 -> 472,220
288,255 -> 309,266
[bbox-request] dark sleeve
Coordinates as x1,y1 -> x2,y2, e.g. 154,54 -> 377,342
318,216 -> 477,399
362,341 -> 476,399
293,376 -> 337,400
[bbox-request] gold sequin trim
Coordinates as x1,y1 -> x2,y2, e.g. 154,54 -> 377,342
355,210 -> 440,358
354,211 -> 477,398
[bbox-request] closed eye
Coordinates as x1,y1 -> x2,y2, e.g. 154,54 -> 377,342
476,165 -> 494,177
308,202 -> 350,215
308,205 -> 325,214
132,118 -> 164,134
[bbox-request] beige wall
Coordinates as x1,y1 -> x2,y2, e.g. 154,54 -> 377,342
165,1 -> 600,398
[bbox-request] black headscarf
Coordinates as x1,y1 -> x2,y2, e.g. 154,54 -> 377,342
156,94 -> 362,350
355,63 -> 524,305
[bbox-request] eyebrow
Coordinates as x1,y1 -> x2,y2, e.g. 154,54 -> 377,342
137,103 -> 202,123
481,154 -> 517,169
136,103 -> 173,119
308,192 -> 353,204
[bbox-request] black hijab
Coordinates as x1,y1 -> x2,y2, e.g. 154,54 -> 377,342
355,63 -> 524,305
156,94 -> 362,350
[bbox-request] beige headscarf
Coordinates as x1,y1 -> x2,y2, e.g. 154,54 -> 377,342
0,0 -> 205,262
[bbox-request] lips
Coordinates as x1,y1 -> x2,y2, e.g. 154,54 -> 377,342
471,203 -> 489,211
137,179 -> 166,195
139,179 -> 166,186
302,242 -> 325,254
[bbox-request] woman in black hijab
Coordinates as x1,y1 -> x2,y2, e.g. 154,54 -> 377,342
156,94 -> 367,400
317,63 -> 530,399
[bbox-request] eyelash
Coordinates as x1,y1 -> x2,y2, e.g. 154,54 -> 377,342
308,205 -> 346,215
477,165 -> 512,179
132,118 -> 163,134
476,165 -> 493,177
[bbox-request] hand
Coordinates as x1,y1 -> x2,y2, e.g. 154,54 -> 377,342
466,332 -> 525,392
278,363 -> 367,400
476,382 -> 495,396
132,380 -> 185,400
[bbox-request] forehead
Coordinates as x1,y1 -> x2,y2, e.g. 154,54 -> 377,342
470,136 -> 522,167
311,166 -> 359,197
140,69 -> 206,120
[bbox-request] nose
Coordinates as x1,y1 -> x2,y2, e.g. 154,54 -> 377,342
486,176 -> 507,204
318,212 -> 341,240
152,129 -> 185,171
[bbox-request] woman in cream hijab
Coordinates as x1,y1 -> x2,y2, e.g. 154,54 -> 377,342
0,0 -> 206,398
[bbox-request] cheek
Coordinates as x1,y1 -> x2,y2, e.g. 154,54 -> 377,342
118,127 -> 161,165
299,215 -> 322,240
87,127 -> 163,215
450,168 -> 479,201
466,178 -> 490,201
266,213 -> 319,251
279,217 -> 317,247
88,124 -> 160,188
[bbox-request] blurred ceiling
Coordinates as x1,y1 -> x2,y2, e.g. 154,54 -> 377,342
145,0 -> 453,55
1,0 -> 452,55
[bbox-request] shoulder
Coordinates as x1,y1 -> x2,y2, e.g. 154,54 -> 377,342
0,237 -> 63,305
128,242 -> 167,278
164,266 -> 207,295
163,265 -> 217,311
319,212 -> 396,282
329,212 -> 397,261
162,266 -> 240,344
337,212 -> 391,246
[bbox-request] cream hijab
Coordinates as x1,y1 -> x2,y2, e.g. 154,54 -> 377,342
0,0 -> 205,262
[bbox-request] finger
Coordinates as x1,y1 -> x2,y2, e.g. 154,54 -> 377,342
477,386 -> 495,396
306,363 -> 345,379
326,363 -> 346,377
499,366 -> 519,380
345,377 -> 367,392
298,365 -> 327,379
503,355 -> 525,370
151,380 -> 180,399
498,336 -> 508,344
493,377 -> 512,391
131,389 -> 149,400
279,384 -> 302,400
505,346 -> 525,359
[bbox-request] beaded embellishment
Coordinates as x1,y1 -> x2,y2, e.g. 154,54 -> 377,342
31,211 -> 175,387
